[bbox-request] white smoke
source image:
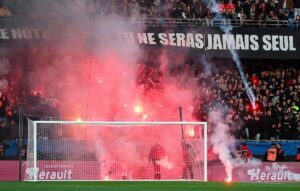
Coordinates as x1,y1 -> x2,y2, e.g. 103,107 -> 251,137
209,110 -> 235,181
266,163 -> 300,181
220,25 -> 256,106
203,0 -> 259,181
209,109 -> 262,181
0,58 -> 10,75
156,157 -> 173,169
205,0 -> 256,106
0,58 -> 10,90
0,79 -> 8,90
199,56 -> 212,77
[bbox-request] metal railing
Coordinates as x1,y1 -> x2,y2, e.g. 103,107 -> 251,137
0,17 -> 299,28
129,18 -> 300,28
237,139 -> 300,142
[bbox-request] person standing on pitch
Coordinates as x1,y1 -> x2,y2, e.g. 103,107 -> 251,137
296,145 -> 300,161
276,143 -> 286,162
240,143 -> 252,162
149,143 -> 165,180
264,144 -> 277,162
182,143 -> 196,180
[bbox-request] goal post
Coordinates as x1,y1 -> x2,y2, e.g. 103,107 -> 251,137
25,121 -> 207,182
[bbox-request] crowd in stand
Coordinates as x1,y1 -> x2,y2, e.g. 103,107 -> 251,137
112,0 -> 300,21
1,58 -> 300,143
1,0 -> 300,23
192,67 -> 300,140
0,78 -> 60,141
137,58 -> 300,141
0,1 -> 11,16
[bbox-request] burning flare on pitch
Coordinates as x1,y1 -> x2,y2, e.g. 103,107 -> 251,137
225,177 -> 232,183
156,157 -> 173,169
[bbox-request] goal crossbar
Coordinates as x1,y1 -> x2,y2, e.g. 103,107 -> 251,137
33,121 -> 207,125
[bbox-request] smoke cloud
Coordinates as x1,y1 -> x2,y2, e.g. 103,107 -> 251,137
206,0 -> 256,106
13,0 -> 204,180
203,0 -> 259,181
209,110 -> 235,182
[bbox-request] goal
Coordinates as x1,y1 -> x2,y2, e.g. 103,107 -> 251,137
25,121 -> 207,181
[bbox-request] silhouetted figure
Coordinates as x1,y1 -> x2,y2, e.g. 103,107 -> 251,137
182,143 -> 196,180
264,143 -> 286,162
149,143 -> 165,180
240,143 -> 252,162
296,146 -> 300,161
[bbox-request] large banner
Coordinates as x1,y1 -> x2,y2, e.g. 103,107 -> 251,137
209,162 -> 300,182
25,161 -> 101,180
131,26 -> 300,59
239,141 -> 300,156
0,19 -> 299,59
0,161 -> 299,181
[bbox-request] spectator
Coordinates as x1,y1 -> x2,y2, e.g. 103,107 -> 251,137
0,122 -> 7,142
276,143 -> 286,161
275,106 -> 284,121
282,114 -> 292,139
182,143 -> 196,179
0,2 -> 11,16
266,10 -> 279,21
250,73 -> 259,86
225,0 -> 236,13
294,0 -> 300,19
235,0 -> 243,16
250,4 -> 258,20
148,143 -> 165,180
267,0 -> 278,15
223,7 -> 233,19
240,143 -> 252,161
172,0 -> 185,18
254,0 -> 261,11
264,143 -> 285,162
277,9 -> 289,20
0,94 -> 8,126
243,0 -> 251,19
296,145 -> 300,161
241,115 -> 252,139
294,118 -> 300,140
273,121 -> 282,140
120,0 -> 130,16
288,8 -> 295,20
182,5 -> 194,19
128,0 -> 140,17
0,139 -> 9,159
279,0 -> 294,11
262,110 -> 277,140
217,0 -> 225,14
253,115 -> 262,141
264,144 -> 277,161
258,3 -> 268,20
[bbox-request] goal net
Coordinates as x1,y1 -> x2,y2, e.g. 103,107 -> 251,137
25,121 -> 207,181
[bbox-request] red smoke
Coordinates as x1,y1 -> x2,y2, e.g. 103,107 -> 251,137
20,13 -> 205,180
28,43 -> 202,180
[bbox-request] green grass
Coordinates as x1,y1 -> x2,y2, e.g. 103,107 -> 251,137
0,181 -> 299,191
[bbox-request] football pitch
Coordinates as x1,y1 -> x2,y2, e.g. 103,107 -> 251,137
0,181 -> 299,191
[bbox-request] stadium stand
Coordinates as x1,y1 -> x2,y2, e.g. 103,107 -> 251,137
1,62 -> 300,141
99,0 -> 299,20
